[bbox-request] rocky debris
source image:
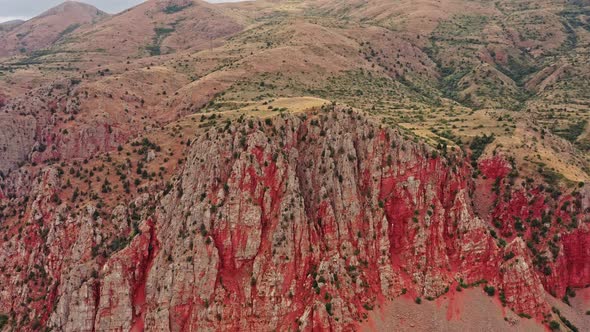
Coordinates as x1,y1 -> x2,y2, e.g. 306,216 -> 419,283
361,287 -> 545,332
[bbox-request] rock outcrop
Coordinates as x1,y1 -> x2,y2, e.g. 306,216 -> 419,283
0,109 -> 588,331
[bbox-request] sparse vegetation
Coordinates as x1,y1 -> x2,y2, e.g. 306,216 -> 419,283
163,3 -> 192,14
470,134 -> 495,162
0,1 -> 590,330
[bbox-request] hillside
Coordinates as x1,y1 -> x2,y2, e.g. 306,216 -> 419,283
0,20 -> 24,32
53,0 -> 245,59
0,0 -> 589,331
0,1 -> 108,57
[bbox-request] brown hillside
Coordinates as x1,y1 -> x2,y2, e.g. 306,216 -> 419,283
0,1 -> 108,56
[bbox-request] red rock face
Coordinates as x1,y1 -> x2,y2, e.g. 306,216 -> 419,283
479,157 -> 512,180
133,110 -> 505,331
557,228 -> 590,288
0,109 -> 588,331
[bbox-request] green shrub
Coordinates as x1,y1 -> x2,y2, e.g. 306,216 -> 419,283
549,320 -> 560,330
325,302 -> 333,316
555,120 -> 586,143
163,3 -> 192,14
469,134 -> 494,162
0,314 -> 8,329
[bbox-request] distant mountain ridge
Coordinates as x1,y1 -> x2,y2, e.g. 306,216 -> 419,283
0,1 -> 108,56
0,20 -> 25,32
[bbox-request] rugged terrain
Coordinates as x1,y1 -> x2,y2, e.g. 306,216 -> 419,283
0,0 -> 590,331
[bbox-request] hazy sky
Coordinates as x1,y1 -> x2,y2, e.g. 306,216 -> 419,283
0,0 -> 242,23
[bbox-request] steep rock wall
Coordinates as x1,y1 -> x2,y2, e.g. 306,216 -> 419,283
1,109 -> 587,331
54,110 -> 540,330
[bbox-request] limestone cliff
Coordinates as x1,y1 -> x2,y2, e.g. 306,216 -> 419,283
0,109 -> 588,331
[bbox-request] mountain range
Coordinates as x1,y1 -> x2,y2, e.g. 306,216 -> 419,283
0,0 -> 589,331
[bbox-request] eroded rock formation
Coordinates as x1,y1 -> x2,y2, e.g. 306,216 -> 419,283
0,109 -> 588,331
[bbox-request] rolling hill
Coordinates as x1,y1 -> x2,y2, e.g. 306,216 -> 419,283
0,1 -> 108,57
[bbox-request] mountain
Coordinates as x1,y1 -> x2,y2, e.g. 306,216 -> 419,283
0,20 -> 25,32
52,0 -> 245,59
0,1 -> 108,57
0,0 -> 589,331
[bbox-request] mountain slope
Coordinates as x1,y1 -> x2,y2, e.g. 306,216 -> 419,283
0,20 -> 25,32
0,1 -> 108,56
54,0 -> 245,59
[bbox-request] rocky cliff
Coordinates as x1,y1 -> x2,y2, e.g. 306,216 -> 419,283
1,107 -> 587,331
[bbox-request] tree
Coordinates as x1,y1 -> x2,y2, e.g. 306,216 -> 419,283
325,302 -> 333,316
0,314 -> 8,329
